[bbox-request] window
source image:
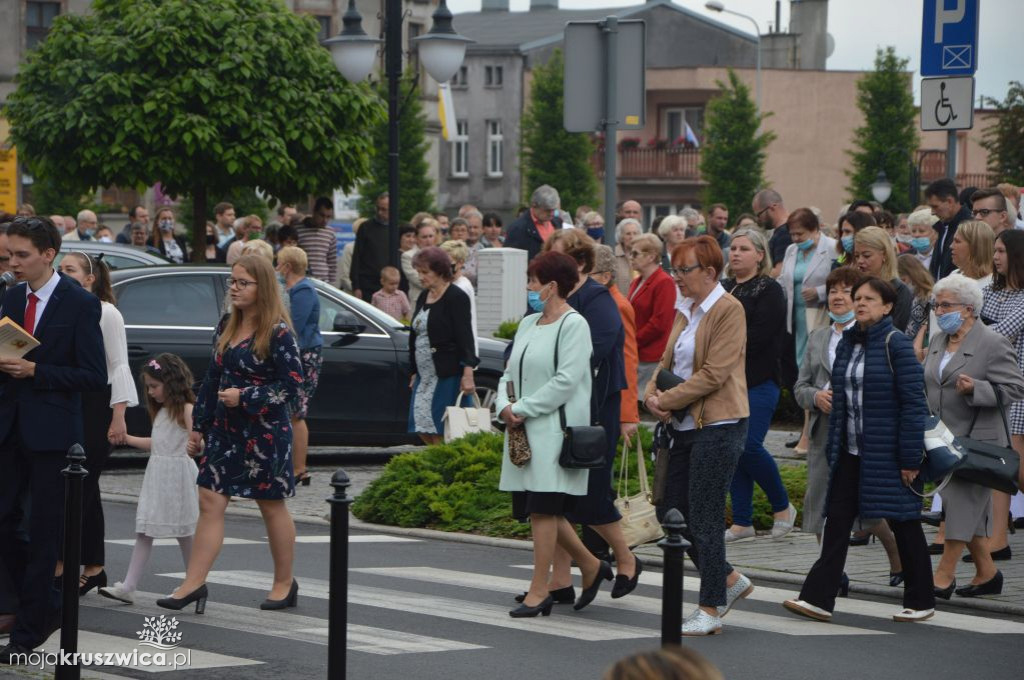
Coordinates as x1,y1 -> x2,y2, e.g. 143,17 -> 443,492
407,22 -> 423,75
486,120 -> 503,178
116,275 -> 221,328
451,66 -> 468,88
314,15 -> 332,42
484,65 -> 503,88
26,1 -> 60,50
451,120 -> 469,178
663,107 -> 704,146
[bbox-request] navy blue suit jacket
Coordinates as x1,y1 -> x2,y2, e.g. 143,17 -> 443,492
0,273 -> 107,452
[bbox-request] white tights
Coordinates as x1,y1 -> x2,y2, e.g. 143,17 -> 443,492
122,533 -> 193,592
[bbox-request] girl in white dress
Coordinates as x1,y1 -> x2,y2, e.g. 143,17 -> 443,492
99,354 -> 199,604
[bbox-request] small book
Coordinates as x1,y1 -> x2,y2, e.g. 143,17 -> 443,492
0,317 -> 40,359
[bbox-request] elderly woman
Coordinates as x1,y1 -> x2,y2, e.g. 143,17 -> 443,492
784,278 -> 934,624
440,238 -> 479,354
226,215 -> 263,266
628,233 -> 677,392
407,246 -> 478,445
657,215 -> 688,270
907,209 -> 940,270
925,274 -> 1024,599
950,219 -> 995,288
498,251 -> 609,618
645,236 -> 753,636
722,228 -> 796,541
579,210 -> 605,243
613,218 -> 641,294
852,227 -> 913,331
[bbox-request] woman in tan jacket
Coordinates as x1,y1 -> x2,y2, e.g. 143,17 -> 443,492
644,235 -> 753,636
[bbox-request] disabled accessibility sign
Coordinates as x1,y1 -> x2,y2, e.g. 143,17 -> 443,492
920,76 -> 974,131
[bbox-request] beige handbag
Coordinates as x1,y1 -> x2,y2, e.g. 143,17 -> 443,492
442,393 -> 492,443
614,437 -> 664,547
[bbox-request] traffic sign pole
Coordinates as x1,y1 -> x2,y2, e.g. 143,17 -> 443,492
602,16 -> 619,247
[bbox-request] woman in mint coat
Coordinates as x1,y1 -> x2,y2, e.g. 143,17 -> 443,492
498,252 -> 613,618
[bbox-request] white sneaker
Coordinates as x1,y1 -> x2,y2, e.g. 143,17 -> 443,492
771,503 -> 798,539
782,598 -> 832,622
717,573 -> 754,617
681,609 -> 722,636
98,582 -> 134,604
724,526 -> 756,543
893,608 -> 934,622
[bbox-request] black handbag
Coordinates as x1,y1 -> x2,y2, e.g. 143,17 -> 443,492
655,369 -> 688,421
953,390 -> 1020,494
552,313 -> 606,470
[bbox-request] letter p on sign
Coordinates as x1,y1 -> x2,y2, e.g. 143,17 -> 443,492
935,0 -> 965,42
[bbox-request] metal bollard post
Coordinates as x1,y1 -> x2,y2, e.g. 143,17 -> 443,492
657,508 -> 690,648
327,470 -> 353,680
57,444 -> 88,680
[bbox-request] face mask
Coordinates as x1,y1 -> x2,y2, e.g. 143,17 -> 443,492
896,234 -> 913,245
796,238 -> 815,252
841,236 -> 855,254
98,236 -> 113,243
586,227 -> 605,242
527,290 -> 545,312
159,220 -> 173,232
829,309 -> 855,324
911,237 -> 931,252
937,310 -> 964,335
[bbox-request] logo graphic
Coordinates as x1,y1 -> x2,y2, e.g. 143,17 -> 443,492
136,615 -> 183,650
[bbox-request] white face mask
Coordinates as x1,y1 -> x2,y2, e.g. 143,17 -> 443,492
98,236 -> 113,243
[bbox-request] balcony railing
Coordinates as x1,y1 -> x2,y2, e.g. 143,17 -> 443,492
591,147 -> 701,181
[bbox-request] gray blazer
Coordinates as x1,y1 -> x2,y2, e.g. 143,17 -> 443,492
794,324 -> 836,439
923,321 -> 1024,445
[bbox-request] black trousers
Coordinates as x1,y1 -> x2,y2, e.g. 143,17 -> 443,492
80,387 -> 113,566
0,430 -> 66,648
799,453 -> 935,613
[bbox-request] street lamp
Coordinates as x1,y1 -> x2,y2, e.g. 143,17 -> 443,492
705,0 -> 761,116
870,170 -> 893,204
323,0 -> 471,270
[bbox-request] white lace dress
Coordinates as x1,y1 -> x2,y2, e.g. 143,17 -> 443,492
135,409 -> 200,538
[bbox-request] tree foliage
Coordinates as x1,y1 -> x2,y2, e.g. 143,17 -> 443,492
520,49 -> 599,213
845,47 -> 919,213
980,81 -> 1024,186
357,72 -> 435,219
699,69 -> 775,219
4,0 -> 383,260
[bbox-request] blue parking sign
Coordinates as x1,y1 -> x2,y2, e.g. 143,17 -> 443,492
921,0 -> 979,76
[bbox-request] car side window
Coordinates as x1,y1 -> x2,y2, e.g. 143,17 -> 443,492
317,291 -> 374,333
101,254 -> 146,270
117,275 -> 221,327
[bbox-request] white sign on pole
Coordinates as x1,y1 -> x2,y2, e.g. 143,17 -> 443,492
920,76 -> 974,131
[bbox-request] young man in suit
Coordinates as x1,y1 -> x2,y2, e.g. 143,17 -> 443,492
0,216 -> 106,663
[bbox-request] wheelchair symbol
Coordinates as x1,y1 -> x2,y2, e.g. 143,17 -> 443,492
935,82 -> 958,127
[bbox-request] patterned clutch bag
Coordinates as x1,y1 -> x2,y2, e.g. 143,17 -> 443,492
506,381 -> 531,467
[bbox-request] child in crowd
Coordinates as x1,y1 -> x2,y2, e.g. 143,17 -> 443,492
98,354 -> 199,604
371,265 -> 411,322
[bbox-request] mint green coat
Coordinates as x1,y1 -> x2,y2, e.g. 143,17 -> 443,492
497,311 -> 592,495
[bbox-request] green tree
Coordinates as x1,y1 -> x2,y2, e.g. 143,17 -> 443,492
521,49 -> 599,212
699,69 -> 775,219
358,71 -> 435,219
845,47 -> 919,213
4,0 -> 383,261
980,81 -> 1024,186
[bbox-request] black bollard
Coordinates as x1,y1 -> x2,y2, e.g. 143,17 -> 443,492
657,507 -> 690,648
57,444 -> 88,680
327,469 -> 353,680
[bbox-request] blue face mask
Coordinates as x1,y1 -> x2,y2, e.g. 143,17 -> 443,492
527,289 -> 546,312
586,227 -> 605,242
829,309 -> 855,324
796,238 -> 815,252
937,310 -> 964,335
841,236 -> 855,254
911,237 -> 931,253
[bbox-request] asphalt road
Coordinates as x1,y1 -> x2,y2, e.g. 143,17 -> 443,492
2,501 -> 1020,680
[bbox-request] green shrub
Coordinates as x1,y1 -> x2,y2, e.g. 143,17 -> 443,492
726,462 -> 808,531
493,320 -> 520,340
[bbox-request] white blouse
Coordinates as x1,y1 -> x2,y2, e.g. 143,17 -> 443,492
100,302 -> 139,407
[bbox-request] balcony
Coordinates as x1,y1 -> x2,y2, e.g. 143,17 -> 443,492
591,147 -> 701,182
916,149 -> 996,190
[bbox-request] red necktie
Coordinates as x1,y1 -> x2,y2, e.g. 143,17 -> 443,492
24,292 -> 38,336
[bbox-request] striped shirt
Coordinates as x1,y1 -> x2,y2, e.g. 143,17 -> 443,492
296,225 -> 337,284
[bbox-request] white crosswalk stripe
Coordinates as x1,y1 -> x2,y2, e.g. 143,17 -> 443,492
106,534 -> 420,547
105,537 -> 263,547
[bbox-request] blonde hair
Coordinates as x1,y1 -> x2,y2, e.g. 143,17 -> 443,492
240,239 -> 274,263
410,212 -> 434,228
217,255 -> 293,360
277,245 -> 308,274
897,253 -> 934,302
854,226 -> 899,281
603,646 -> 724,680
631,233 -> 664,258
727,227 -> 773,278
439,238 -> 469,265
955,220 -> 995,280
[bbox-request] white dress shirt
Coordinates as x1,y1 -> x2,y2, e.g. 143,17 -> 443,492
824,319 -> 857,389
25,269 -> 61,333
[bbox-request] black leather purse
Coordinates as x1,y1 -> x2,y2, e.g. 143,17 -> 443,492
953,390 -> 1021,494
552,313 -> 606,470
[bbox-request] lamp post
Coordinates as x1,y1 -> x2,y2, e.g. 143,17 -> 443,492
705,1 -> 761,116
870,147 -> 921,209
324,0 -> 471,270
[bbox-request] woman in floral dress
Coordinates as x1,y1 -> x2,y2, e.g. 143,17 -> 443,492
158,255 -> 304,614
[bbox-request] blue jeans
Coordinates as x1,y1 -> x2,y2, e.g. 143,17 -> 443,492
729,381 -> 790,527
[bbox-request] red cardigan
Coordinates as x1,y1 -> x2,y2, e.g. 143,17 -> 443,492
627,267 -> 677,363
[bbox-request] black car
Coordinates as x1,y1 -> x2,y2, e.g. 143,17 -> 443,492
110,266 -> 506,445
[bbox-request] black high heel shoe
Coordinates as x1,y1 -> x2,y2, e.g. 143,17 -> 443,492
573,560 -> 613,611
260,579 -> 298,610
848,532 -> 874,547
79,570 -> 107,596
295,472 -> 311,487
509,594 -> 553,618
157,584 -> 208,614
838,572 -> 850,598
514,586 -> 575,604
889,571 -> 904,587
934,580 -> 956,600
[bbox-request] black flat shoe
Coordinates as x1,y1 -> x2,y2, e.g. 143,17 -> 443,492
573,560 -> 613,611
933,580 -> 956,600
260,579 -> 298,610
0,642 -> 33,665
611,557 -> 643,599
79,570 -> 107,596
509,594 -> 553,618
838,572 -> 850,598
157,584 -> 208,614
889,571 -> 904,587
849,532 -> 873,547
514,585 -> 575,604
963,546 -> 1011,563
955,571 -> 1002,598
927,542 -> 945,555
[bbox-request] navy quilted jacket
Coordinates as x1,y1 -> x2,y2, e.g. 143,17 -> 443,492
825,317 -> 927,521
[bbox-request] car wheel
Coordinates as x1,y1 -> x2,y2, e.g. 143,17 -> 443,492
474,374 -> 502,432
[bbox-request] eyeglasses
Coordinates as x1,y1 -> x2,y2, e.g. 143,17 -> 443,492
226,277 -> 257,290
629,250 -> 646,258
972,208 -> 1004,218
932,301 -> 965,312
670,263 -> 703,277
755,204 -> 773,220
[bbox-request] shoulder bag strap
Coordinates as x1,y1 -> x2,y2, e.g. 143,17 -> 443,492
554,312 -> 598,430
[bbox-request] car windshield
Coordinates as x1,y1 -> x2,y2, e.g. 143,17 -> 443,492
310,280 -> 406,330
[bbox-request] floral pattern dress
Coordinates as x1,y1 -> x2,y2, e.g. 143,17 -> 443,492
194,322 -> 304,499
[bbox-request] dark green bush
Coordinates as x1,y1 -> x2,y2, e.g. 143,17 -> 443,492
727,462 -> 808,531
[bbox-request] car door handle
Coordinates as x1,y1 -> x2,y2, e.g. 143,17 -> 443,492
127,345 -> 149,359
